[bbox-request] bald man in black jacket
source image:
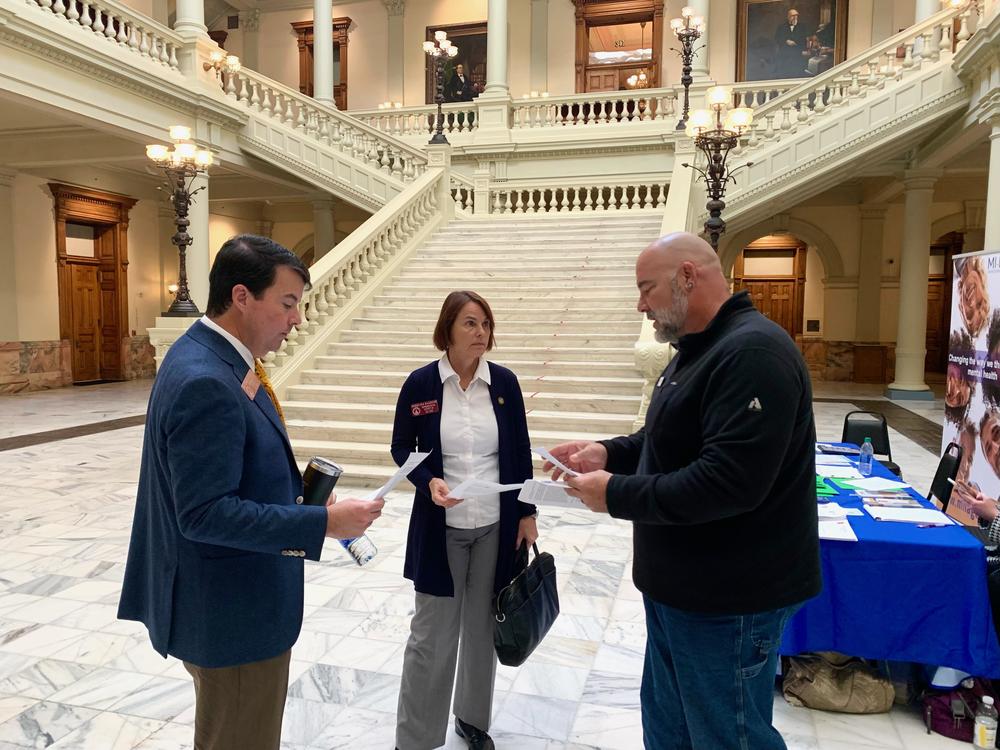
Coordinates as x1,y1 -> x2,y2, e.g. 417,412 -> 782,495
546,232 -> 821,750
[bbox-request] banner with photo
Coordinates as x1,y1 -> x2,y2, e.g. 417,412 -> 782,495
943,250 -> 1000,524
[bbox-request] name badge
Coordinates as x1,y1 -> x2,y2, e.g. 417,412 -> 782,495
241,370 -> 261,400
411,399 -> 440,416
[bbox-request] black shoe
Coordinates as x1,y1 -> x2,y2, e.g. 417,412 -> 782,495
455,717 -> 495,750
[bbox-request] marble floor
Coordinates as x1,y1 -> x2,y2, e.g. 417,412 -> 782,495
0,381 -> 972,749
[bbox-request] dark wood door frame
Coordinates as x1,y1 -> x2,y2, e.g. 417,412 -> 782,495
291,18 -> 352,111
733,241 -> 807,338
49,183 -> 137,383
572,0 -> 664,93
926,231 -> 963,373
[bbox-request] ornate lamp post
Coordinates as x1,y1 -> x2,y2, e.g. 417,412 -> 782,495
423,31 -> 459,145
670,6 -> 705,131
146,126 -> 213,316
682,87 -> 754,252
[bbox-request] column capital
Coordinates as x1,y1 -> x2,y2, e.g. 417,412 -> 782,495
0,168 -> 16,188
239,9 -> 261,31
859,204 -> 888,220
902,168 -> 942,190
311,196 -> 337,210
382,0 -> 405,16
966,199 -> 987,230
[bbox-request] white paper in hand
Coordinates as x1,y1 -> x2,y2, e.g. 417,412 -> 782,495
519,479 -> 583,509
447,478 -> 525,499
365,451 -> 431,500
531,446 -> 580,478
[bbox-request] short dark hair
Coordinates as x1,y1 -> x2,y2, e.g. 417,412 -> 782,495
206,235 -> 310,317
432,291 -> 496,351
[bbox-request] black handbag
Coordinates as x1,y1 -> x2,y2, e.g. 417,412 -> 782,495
493,541 -> 559,667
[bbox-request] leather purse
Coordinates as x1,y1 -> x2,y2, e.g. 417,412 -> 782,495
493,541 -> 559,667
782,652 -> 895,714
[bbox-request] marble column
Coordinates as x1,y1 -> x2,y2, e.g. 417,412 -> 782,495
186,173 -> 211,313
173,0 -> 206,36
0,170 -> 18,341
888,170 -> 939,399
313,0 -> 334,105
689,0 -> 710,79
484,0 -> 509,96
530,0 -> 548,94
239,10 -> 261,71
312,199 -> 337,261
855,205 -> 887,343
384,0 -> 405,104
915,0 -> 939,23
984,125 -> 1000,250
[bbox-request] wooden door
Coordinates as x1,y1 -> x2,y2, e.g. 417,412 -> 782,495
69,262 -> 101,382
741,280 -> 796,333
925,277 -> 947,373
586,69 -> 620,92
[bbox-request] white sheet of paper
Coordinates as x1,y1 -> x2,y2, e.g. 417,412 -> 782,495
815,454 -> 853,466
816,504 -> 865,519
364,451 -> 431,500
864,506 -> 954,525
518,479 -> 583,508
818,519 -> 859,542
446,478 -> 525,499
531,446 -> 580,478
815,466 -> 864,479
846,477 -> 911,492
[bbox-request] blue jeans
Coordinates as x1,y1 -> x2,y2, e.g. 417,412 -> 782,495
641,595 -> 800,750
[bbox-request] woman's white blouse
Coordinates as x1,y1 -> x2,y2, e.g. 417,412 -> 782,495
438,354 -> 501,529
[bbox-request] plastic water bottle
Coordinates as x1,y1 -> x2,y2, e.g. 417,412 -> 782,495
858,437 -> 874,477
339,535 -> 377,566
974,695 -> 998,748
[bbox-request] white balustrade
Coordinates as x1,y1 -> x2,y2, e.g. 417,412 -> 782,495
742,6 -> 967,150
354,104 -> 479,137
489,181 -> 667,214
730,80 -> 799,108
512,89 -> 677,128
231,68 -> 428,184
266,169 -> 446,382
24,0 -> 181,70
451,175 -> 475,215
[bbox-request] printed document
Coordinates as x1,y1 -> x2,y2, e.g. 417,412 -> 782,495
864,506 -> 954,525
531,447 -> 580,478
519,479 -> 583,509
364,452 -> 431,500
818,519 -> 859,542
446,479 -> 526,499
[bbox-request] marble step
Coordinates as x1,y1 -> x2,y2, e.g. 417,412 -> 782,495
299,368 -> 644,395
284,384 -> 641,413
324,342 -> 634,361
383,278 -> 637,292
286,419 -> 620,448
282,401 -> 637,433
370,295 -> 635,310
406,259 -> 637,271
417,241 -> 649,252
432,226 -> 660,240
358,307 -> 641,322
312,355 -> 641,378
336,330 -> 634,349
347,318 -> 639,335
393,271 -> 635,285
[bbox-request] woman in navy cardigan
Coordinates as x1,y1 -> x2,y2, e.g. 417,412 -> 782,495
392,290 -> 537,750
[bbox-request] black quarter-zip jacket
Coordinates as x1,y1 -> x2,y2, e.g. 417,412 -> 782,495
602,291 -> 822,615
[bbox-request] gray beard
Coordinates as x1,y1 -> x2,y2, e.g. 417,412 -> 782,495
650,278 -> 689,344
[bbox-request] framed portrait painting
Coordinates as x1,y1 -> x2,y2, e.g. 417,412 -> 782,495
736,0 -> 849,82
425,22 -> 487,105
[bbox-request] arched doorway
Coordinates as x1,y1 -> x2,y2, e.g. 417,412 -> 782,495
925,230 -> 964,374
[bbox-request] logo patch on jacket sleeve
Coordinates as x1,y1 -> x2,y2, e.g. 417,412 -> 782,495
748,397 -> 763,412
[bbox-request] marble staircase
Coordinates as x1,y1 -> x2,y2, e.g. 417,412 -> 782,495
283,214 -> 663,489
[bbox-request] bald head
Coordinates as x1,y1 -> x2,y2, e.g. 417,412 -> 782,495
636,232 -> 731,341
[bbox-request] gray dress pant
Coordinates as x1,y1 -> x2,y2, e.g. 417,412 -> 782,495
396,522 -> 500,750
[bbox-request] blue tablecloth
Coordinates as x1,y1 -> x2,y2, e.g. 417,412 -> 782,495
779,449 -> 1000,677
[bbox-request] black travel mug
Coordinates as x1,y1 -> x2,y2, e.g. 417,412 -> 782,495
301,457 -> 343,506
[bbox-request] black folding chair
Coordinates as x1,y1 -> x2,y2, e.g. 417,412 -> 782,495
928,442 -> 963,512
841,410 -> 902,478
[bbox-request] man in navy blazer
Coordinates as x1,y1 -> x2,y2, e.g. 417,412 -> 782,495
118,235 -> 384,750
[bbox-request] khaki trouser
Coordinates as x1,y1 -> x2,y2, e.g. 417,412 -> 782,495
183,649 -> 291,750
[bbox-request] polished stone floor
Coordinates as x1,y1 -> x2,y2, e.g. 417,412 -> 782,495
0,380 -> 970,749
